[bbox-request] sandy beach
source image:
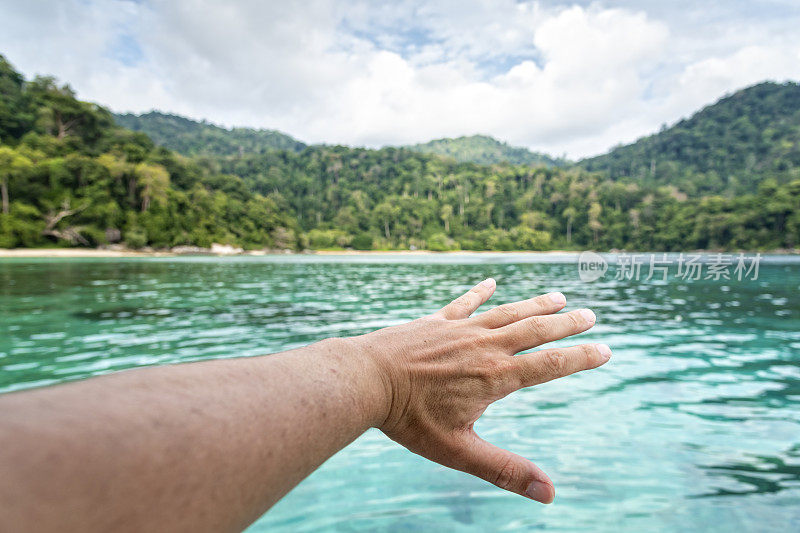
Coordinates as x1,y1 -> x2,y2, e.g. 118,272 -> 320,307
0,248 -> 583,258
312,249 -> 576,255
0,248 -> 174,258
0,248 -> 795,258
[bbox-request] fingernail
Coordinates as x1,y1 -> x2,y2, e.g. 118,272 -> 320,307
525,480 -> 554,504
548,292 -> 566,305
579,308 -> 596,325
596,343 -> 612,360
480,278 -> 496,288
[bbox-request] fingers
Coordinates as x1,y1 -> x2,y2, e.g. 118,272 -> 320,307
500,308 -> 597,353
455,432 -> 554,503
515,342 -> 612,388
439,278 -> 496,320
475,292 -> 566,328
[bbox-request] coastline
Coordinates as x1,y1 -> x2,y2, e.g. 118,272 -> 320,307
0,248 -> 173,258
0,248 -> 577,258
0,248 -> 797,258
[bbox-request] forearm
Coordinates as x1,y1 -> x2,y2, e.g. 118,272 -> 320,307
1,281 -> 608,531
0,337 -> 384,532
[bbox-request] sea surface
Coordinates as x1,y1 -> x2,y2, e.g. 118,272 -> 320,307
1,254 -> 798,531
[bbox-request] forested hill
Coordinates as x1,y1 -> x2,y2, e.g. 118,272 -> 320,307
115,110 -> 565,167
114,111 -> 307,156
404,135 -> 566,167
0,55 -> 301,250
581,81 -> 800,195
2,53 -> 799,252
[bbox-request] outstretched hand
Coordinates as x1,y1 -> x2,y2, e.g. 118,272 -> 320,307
352,278 -> 610,504
0,277 -> 611,531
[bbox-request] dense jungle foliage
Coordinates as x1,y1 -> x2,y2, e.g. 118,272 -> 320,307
114,111 -> 307,157
582,82 -> 800,196
0,55 -> 300,249
405,135 -> 566,167
1,54 -> 798,251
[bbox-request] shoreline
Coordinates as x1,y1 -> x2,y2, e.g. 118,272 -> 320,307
0,248 -> 172,258
0,248 -> 578,258
0,248 -> 797,258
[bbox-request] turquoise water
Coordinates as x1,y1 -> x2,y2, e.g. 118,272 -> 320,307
1,254 -> 799,531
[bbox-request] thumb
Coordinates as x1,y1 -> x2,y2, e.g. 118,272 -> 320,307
454,431 -> 555,504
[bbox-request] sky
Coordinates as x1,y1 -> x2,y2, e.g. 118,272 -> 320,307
1,0 -> 799,158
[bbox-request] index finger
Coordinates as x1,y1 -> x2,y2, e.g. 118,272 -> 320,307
438,278 -> 497,320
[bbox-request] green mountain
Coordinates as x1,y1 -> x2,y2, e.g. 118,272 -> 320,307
405,134 -> 566,167
581,81 -> 800,195
2,53 -> 799,252
0,55 -> 300,250
117,113 -> 563,168
114,111 -> 307,157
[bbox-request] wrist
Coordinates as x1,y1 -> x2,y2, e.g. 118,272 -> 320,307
314,336 -> 394,430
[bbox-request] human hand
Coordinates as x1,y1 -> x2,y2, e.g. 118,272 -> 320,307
353,278 -> 610,504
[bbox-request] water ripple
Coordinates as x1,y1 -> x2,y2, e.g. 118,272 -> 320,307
0,255 -> 798,531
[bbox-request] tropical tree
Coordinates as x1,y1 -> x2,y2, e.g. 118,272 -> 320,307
0,146 -> 32,214
135,163 -> 170,211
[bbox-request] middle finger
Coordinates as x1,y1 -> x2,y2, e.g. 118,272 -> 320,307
499,308 -> 596,353
474,292 -> 566,329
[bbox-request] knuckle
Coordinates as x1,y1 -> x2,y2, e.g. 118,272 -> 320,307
543,350 -> 567,376
476,357 -> 503,379
483,357 -> 520,396
536,293 -> 554,306
474,357 -> 510,392
526,317 -> 551,340
492,455 -> 522,491
567,312 -> 583,330
453,295 -> 473,310
501,356 -> 520,376
495,304 -> 521,323
579,343 -> 595,365
471,329 -> 498,348
498,358 -> 522,392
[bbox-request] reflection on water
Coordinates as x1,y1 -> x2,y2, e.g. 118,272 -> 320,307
1,254 -> 798,531
695,448 -> 800,499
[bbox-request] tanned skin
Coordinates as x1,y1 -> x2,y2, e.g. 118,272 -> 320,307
0,279 -> 610,532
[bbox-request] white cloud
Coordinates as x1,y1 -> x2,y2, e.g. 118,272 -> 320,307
668,45 -> 800,112
0,0 -> 799,158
